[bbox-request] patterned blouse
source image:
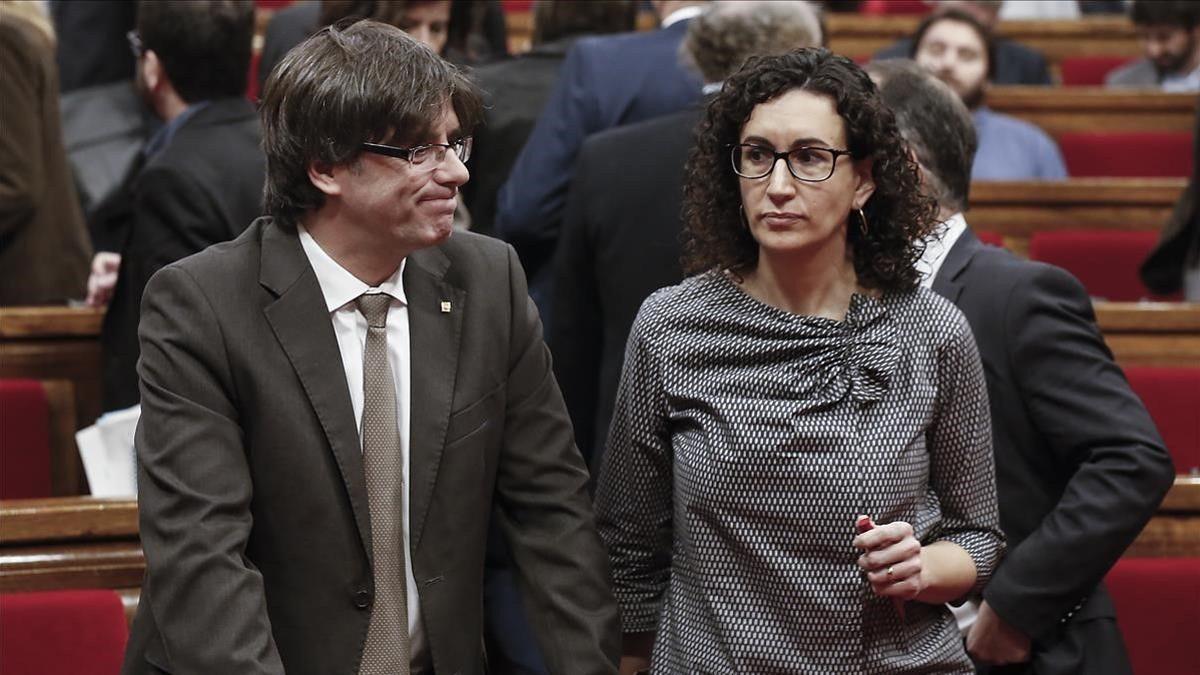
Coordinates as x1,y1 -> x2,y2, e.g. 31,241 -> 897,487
595,271 -> 1004,674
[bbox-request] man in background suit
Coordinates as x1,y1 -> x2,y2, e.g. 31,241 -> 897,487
494,0 -> 707,317
870,59 -> 1175,674
873,0 -> 1052,85
122,20 -> 619,675
87,0 -> 265,412
462,0 -> 637,237
548,0 -> 822,471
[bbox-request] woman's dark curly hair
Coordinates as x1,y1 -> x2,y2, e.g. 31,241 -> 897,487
681,47 -> 938,292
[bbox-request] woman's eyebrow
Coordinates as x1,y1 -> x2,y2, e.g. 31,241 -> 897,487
741,134 -> 832,147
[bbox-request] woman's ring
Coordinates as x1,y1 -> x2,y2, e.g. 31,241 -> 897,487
886,566 -> 894,578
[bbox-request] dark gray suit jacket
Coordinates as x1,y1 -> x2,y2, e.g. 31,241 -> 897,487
933,228 -> 1174,674
122,220 -> 619,674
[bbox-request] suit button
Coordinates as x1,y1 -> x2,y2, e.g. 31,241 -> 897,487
354,590 -> 372,609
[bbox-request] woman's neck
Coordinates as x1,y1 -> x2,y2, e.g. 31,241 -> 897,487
740,242 -> 860,321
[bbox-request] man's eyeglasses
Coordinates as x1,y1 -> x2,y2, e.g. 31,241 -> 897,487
126,30 -> 145,58
729,143 -> 854,182
360,137 -> 473,172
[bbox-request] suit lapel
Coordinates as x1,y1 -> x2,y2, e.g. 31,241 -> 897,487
259,222 -> 372,556
932,227 -> 983,305
404,246 -> 464,549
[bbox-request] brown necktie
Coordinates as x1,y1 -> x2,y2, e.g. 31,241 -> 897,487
355,293 -> 410,675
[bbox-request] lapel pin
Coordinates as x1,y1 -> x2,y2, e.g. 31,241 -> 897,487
440,301 -> 452,313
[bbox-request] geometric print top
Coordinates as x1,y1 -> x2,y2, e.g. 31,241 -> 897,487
594,271 -> 1004,674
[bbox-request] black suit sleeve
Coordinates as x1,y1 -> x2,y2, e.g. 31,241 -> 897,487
548,150 -> 604,469
982,265 -> 1175,640
136,265 -> 285,673
494,244 -> 621,673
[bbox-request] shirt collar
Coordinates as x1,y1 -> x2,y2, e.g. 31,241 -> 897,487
916,212 -> 969,288
297,225 -> 408,312
143,100 -> 210,158
661,4 -> 704,28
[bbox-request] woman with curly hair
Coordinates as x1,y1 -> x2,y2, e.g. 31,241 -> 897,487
594,48 -> 1004,674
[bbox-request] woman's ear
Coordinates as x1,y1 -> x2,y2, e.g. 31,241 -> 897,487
852,157 -> 876,210
307,160 -> 342,198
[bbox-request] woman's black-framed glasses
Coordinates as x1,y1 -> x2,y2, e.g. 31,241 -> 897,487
360,137 -> 473,172
729,143 -> 853,182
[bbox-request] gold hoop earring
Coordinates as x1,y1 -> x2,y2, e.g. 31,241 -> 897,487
856,208 -> 868,237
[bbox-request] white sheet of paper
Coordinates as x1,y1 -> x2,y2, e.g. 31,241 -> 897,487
75,405 -> 140,497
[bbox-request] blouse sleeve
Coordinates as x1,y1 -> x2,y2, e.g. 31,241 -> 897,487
593,295 -> 674,633
926,310 -> 1005,596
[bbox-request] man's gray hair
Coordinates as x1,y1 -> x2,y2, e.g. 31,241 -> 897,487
866,59 -> 977,214
683,1 -> 823,85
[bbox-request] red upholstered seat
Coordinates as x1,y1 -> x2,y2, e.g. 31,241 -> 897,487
1106,557 -> 1200,675
0,590 -> 129,675
1124,367 -> 1200,473
1058,132 -> 1194,178
1060,56 -> 1135,86
0,379 -> 53,499
975,231 -> 1005,247
860,0 -> 932,15
1028,230 -> 1181,302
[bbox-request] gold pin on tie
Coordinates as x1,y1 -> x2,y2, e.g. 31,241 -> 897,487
440,301 -> 452,313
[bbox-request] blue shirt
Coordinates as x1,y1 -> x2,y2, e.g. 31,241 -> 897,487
972,106 -> 1068,181
142,101 -> 210,158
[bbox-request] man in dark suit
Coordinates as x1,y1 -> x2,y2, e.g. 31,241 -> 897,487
870,59 -> 1175,674
462,0 -> 637,237
88,0 -> 265,412
122,19 -> 619,675
872,0 -> 1052,85
494,0 -> 707,316
549,0 -> 822,471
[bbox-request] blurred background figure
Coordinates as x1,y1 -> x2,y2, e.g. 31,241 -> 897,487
873,1 -> 1052,85
1106,0 -> 1200,91
88,0 -> 264,412
549,0 -> 823,473
51,0 -> 155,227
910,7 -> 1067,180
258,0 -> 507,94
463,0 -> 638,237
1142,109 -> 1200,300
0,0 -> 92,306
493,0 -> 707,321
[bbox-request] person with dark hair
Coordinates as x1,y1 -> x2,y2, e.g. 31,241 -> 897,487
86,0 -> 264,412
0,1 -> 92,306
494,0 -> 707,319
1107,0 -> 1200,90
871,58 -> 1173,675
549,0 -> 822,474
873,1 -> 1051,86
257,0 -> 506,94
594,47 -> 1003,673
122,19 -> 619,675
463,0 -> 638,236
910,7 -> 1067,181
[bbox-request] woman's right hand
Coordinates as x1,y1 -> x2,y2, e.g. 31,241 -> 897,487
619,632 -> 655,674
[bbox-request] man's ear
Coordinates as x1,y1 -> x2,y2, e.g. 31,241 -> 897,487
307,160 -> 342,197
852,157 -> 876,210
142,50 -> 163,93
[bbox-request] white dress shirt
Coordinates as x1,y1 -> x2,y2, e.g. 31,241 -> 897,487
298,226 -> 427,664
917,212 -> 970,289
